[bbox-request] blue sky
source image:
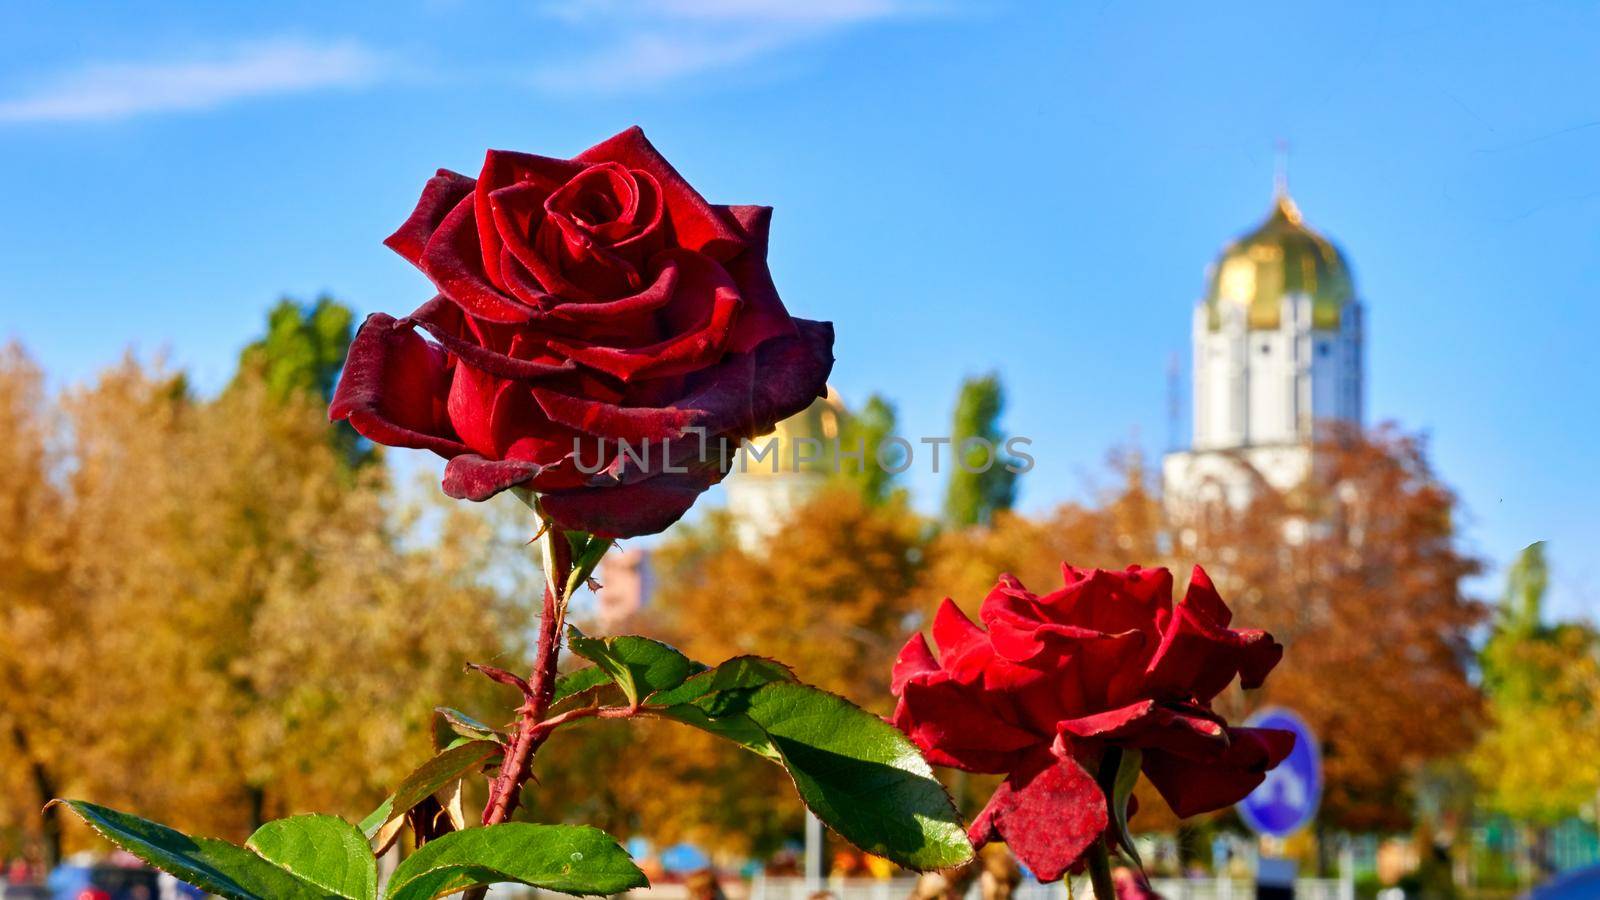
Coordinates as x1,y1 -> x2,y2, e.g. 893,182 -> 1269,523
2,1 -> 1596,619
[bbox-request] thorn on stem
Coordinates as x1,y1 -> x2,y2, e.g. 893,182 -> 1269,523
529,520 -> 552,544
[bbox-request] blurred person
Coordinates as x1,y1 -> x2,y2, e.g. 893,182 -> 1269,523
909,854 -> 979,900
685,869 -> 725,900
7,858 -> 35,884
908,871 -> 956,900
765,849 -> 800,877
1112,867 -> 1163,900
977,844 -> 1021,900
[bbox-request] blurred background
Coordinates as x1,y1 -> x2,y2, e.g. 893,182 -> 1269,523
1,2 -> 1596,898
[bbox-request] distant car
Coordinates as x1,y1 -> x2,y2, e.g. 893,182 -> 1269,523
1528,864 -> 1600,900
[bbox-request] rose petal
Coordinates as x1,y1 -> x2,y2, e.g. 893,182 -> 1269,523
474,149 -> 586,288
577,127 -> 745,260
385,169 -> 476,266
547,249 -> 742,382
420,193 -> 542,323
983,574 -> 1108,665
1035,566 -> 1173,637
530,384 -> 704,446
1057,700 -> 1159,739
441,454 -> 541,502
328,313 -> 468,458
1058,701 -> 1230,758
1182,565 -> 1233,628
529,317 -> 829,448
747,318 -> 834,427
890,632 -> 939,696
895,675 -> 1041,774
719,205 -> 798,353
545,162 -> 640,242
1144,602 -> 1284,703
1141,726 -> 1296,818
931,598 -> 991,678
538,260 -> 681,335
538,460 -> 726,538
969,751 -> 1107,882
406,296 -> 576,382
502,177 -> 646,301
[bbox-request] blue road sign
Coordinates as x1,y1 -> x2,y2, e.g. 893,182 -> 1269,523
1236,707 -> 1321,838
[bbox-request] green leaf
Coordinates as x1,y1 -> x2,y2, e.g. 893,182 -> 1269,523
51,800 -> 328,900
1104,747 -> 1144,870
359,740 -> 500,843
650,656 -> 794,709
432,707 -> 504,746
740,683 -> 971,871
551,665 -> 613,706
247,815 -> 377,900
655,703 -> 783,762
564,628 -> 702,706
383,823 -> 647,900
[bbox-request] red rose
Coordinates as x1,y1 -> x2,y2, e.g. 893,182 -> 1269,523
329,127 -> 834,538
891,565 -> 1293,881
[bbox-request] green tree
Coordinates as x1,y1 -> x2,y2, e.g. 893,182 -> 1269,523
236,296 -> 368,465
943,373 -> 1019,527
236,296 -> 354,402
1500,542 -> 1548,635
834,393 -> 900,506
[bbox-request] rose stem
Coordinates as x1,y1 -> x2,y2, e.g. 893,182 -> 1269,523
1084,839 -> 1117,900
481,523 -> 576,826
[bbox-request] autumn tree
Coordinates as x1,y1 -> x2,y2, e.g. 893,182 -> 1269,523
1471,543 -> 1600,825
0,344 -> 75,866
923,447 -> 1162,609
925,431 -> 1483,839
0,328 -> 535,856
526,486 -> 930,855
1179,424 -> 1486,831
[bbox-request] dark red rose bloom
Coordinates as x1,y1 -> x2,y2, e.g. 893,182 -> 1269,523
891,565 -> 1293,881
330,127 -> 834,538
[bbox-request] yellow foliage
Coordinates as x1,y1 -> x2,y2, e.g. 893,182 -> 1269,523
1470,627 -> 1600,823
0,345 -> 530,862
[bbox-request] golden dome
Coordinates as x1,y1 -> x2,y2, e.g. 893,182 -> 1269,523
1204,191 -> 1353,331
743,385 -> 847,477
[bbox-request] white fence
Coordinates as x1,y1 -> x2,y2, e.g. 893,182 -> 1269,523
480,873 -> 1354,900
746,875 -> 1355,900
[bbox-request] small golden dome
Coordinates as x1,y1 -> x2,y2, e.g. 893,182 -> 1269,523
1204,191 -> 1353,331
743,385 -> 848,477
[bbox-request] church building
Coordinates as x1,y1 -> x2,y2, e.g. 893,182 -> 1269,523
1163,185 -> 1365,512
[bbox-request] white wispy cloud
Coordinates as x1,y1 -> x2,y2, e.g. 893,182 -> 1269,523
0,39 -> 382,124
533,0 -> 947,92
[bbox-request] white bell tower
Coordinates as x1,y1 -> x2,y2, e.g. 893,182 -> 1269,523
1164,183 -> 1364,512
